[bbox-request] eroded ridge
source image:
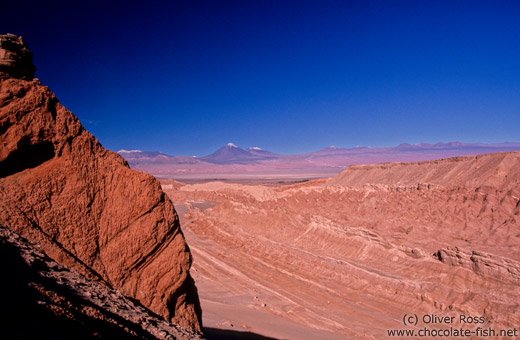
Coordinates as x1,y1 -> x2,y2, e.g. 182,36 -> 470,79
0,34 -> 202,332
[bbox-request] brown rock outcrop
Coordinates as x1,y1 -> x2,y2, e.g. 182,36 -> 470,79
434,247 -> 520,285
0,34 -> 36,80
0,34 -> 202,332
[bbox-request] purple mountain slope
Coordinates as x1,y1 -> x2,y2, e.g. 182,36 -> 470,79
200,143 -> 279,164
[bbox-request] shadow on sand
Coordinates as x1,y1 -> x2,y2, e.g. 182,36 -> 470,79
203,327 -> 281,340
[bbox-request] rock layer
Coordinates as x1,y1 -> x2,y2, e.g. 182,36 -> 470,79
0,34 -> 201,332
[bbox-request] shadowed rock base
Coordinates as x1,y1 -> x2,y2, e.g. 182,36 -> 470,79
0,226 -> 204,340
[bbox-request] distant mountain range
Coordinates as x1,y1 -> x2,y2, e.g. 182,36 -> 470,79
118,143 -> 282,165
117,141 -> 520,180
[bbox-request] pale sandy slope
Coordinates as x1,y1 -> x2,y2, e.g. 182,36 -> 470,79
163,151 -> 520,340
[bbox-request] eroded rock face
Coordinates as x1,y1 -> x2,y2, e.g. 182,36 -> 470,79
0,34 -> 36,80
0,34 -> 202,332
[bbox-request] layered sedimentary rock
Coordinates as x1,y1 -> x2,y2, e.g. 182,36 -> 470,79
0,34 -> 201,332
163,151 -> 520,339
0,226 -> 204,340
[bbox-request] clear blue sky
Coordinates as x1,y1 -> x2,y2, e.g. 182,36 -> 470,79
2,0 -> 519,156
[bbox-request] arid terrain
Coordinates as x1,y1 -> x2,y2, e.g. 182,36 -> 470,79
162,151 -> 520,339
2,33 -> 519,340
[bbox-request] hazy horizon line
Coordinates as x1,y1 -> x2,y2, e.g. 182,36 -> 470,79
115,140 -> 520,158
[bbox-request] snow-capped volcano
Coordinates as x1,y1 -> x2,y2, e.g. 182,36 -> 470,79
201,144 -> 279,164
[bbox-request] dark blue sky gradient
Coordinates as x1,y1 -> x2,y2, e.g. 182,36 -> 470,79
2,1 -> 519,155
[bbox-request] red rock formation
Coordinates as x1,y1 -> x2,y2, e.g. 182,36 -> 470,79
0,34 -> 35,80
0,34 -> 202,332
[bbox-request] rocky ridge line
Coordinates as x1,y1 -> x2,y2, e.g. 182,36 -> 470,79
0,34 -> 202,332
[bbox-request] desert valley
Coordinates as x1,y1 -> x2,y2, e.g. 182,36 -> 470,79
1,31 -> 519,340
158,151 -> 520,339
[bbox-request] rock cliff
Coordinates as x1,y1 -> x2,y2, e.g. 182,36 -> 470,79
0,34 -> 202,332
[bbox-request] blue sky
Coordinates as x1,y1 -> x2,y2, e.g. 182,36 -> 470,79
2,1 -> 519,156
